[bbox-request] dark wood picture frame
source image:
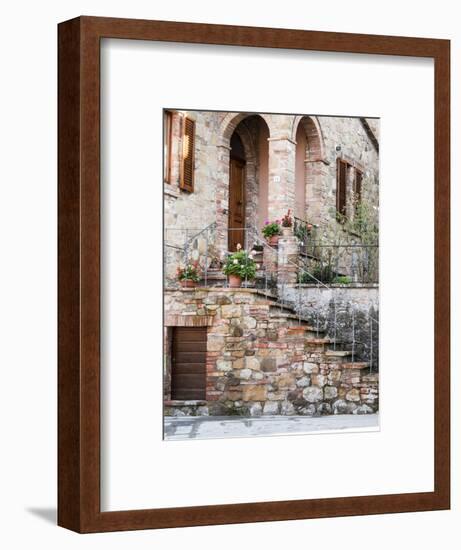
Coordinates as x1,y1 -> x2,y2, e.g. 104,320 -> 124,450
58,16 -> 450,533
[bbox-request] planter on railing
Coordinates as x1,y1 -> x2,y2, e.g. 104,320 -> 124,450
180,279 -> 198,288
228,274 -> 242,288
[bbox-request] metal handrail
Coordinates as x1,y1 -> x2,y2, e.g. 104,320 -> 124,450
184,221 -> 217,248
247,226 -> 331,291
165,222 -> 379,370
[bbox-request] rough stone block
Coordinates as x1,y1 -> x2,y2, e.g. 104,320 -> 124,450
332,399 -> 348,414
277,373 -> 296,389
208,336 -> 226,351
296,376 -> 311,388
353,404 -> 374,415
311,374 -> 327,387
303,386 -> 323,403
303,362 -> 319,374
242,385 -> 267,402
317,402 -> 332,415
242,316 -> 257,329
245,356 -> 260,371
345,388 -> 361,402
239,368 -> 252,380
249,402 -> 263,416
221,305 -> 242,318
281,401 -> 296,415
216,359 -> 232,372
324,385 -> 338,399
263,401 -> 280,415
261,357 -> 277,372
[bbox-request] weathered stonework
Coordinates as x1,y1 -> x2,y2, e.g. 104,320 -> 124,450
164,110 -> 379,282
164,288 -> 379,417
163,110 -> 379,419
281,284 -> 379,367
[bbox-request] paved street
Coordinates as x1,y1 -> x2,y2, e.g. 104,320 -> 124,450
164,414 -> 379,441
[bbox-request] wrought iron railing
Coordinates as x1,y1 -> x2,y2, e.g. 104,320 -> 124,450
293,216 -> 319,257
164,224 -> 379,371
293,216 -> 378,284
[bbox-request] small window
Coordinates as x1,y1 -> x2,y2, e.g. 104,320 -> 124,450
336,158 -> 347,221
163,110 -> 173,184
180,116 -> 195,192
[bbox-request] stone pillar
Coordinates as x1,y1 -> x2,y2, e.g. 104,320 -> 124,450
215,142 -> 231,256
267,136 -> 296,222
277,235 -> 299,285
305,159 -> 330,225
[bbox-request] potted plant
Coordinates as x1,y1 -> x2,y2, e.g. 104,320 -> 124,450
177,262 -> 201,288
262,220 -> 281,246
222,245 -> 257,288
281,209 -> 293,236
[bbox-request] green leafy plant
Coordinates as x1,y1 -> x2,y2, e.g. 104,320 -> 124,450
222,247 -> 257,280
176,262 -> 201,282
323,186 -> 379,284
333,275 -> 352,284
298,265 -> 336,284
262,220 -> 281,238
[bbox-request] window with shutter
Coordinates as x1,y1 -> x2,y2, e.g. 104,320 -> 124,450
180,116 -> 195,192
163,110 -> 173,184
354,168 -> 363,206
336,158 -> 347,221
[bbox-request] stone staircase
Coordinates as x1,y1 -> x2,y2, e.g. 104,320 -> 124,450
165,286 -> 377,417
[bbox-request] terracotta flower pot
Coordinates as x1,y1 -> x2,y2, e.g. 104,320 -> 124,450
228,274 -> 242,288
180,279 -> 197,288
267,235 -> 279,246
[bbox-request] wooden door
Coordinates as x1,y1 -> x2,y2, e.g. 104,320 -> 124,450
228,159 -> 245,251
171,327 -> 207,400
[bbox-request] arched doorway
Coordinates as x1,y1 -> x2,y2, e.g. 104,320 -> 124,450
227,115 -> 270,251
228,133 -> 246,251
293,116 -> 326,223
295,123 -> 307,220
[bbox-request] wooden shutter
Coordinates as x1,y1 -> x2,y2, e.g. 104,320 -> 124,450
171,327 -> 206,400
354,169 -> 362,205
336,159 -> 347,221
180,116 -> 195,192
163,110 -> 173,184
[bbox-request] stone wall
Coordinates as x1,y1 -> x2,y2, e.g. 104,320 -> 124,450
164,110 -> 379,282
281,284 -> 379,368
164,288 -> 379,417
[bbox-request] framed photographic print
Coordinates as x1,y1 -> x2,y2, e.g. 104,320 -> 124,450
58,16 -> 450,532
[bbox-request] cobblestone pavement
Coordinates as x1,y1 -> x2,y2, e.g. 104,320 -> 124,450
164,414 -> 379,440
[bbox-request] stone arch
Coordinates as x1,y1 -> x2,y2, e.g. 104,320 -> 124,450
232,121 -> 257,165
292,116 -> 328,223
291,115 -> 326,162
218,112 -> 274,148
215,113 -> 271,253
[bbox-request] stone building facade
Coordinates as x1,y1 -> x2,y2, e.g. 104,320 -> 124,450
164,288 -> 378,417
163,110 -> 379,417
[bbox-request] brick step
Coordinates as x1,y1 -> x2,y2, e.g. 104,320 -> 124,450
304,340 -> 349,354
285,327 -> 327,338
268,310 -> 315,327
323,349 -> 357,363
341,362 -> 370,370
324,350 -> 352,357
305,337 -> 344,345
253,289 -> 279,301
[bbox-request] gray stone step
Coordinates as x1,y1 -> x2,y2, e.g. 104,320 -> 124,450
325,350 -> 352,357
